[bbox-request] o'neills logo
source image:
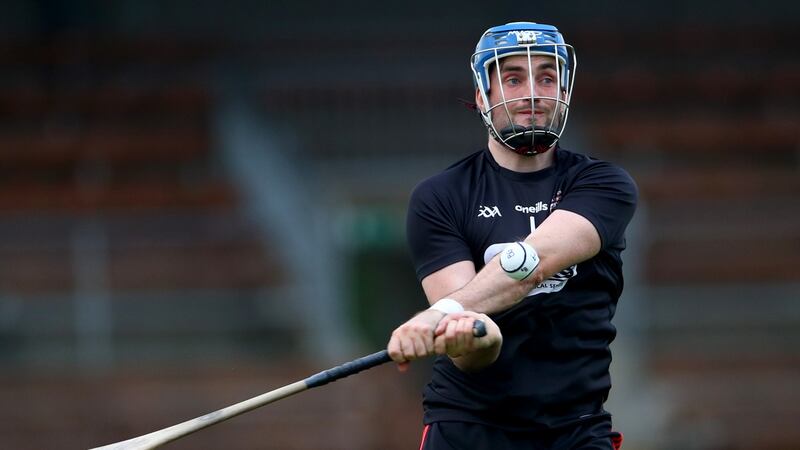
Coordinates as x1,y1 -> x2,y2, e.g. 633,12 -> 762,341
515,201 -> 548,214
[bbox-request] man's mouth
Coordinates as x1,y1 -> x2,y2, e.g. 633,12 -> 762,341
516,109 -> 549,117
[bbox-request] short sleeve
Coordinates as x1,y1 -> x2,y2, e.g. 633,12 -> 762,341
554,162 -> 638,249
406,179 -> 474,281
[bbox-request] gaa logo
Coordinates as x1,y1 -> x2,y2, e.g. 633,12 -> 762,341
478,205 -> 502,218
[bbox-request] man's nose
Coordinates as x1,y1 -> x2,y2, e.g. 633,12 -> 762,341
520,82 -> 534,98
525,82 -> 540,99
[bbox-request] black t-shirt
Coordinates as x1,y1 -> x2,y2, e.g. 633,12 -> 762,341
406,147 -> 638,430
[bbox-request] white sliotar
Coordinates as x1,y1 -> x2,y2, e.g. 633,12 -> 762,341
499,241 -> 540,281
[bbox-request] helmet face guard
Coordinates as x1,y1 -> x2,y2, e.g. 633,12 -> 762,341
471,22 -> 576,156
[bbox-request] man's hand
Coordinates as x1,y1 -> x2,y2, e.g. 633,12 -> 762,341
387,308 -> 503,373
434,311 -> 502,371
387,309 -> 445,371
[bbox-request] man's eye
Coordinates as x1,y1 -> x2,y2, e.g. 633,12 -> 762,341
506,77 -> 521,85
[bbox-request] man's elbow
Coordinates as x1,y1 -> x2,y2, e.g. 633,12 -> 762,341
521,268 -> 545,291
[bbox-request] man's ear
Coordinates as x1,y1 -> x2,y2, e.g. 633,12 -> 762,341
475,88 -> 485,110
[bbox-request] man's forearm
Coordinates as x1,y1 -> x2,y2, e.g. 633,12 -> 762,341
446,254 -> 543,315
439,210 -> 602,315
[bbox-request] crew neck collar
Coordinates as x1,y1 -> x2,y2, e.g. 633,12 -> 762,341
482,147 -> 561,182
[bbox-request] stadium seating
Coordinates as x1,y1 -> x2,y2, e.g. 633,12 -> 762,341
0,35 -> 290,353
1,12 -> 798,450
577,24 -> 800,450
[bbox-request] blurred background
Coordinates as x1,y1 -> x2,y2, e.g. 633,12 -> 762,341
0,1 -> 798,449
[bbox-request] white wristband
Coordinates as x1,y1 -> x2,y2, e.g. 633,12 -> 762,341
428,298 -> 464,315
499,241 -> 540,281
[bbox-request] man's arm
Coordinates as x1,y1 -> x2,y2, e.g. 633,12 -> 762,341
445,209 -> 600,313
388,209 -> 600,368
420,261 -> 503,372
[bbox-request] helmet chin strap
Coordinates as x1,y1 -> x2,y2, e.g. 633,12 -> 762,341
496,125 -> 558,156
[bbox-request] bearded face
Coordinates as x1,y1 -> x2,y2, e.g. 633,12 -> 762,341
476,54 -> 570,154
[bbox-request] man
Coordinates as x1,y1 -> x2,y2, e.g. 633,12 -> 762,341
387,22 -> 637,449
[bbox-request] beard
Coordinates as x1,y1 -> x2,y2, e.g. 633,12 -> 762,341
488,101 -> 566,155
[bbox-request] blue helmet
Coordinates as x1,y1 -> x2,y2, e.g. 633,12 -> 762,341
470,22 -> 577,155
